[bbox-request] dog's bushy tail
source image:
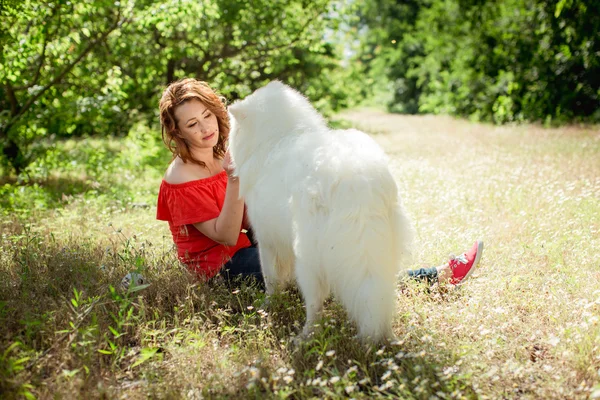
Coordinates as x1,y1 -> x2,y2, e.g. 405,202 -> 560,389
391,197 -> 415,269
340,274 -> 396,342
331,201 -> 412,343
353,198 -> 413,342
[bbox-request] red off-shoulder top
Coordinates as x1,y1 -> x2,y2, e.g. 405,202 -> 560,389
156,170 -> 251,278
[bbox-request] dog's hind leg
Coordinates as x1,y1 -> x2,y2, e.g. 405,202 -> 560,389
295,258 -> 329,338
258,245 -> 279,296
259,244 -> 295,295
274,246 -> 295,289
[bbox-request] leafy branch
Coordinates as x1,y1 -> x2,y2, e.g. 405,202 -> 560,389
1,5 -> 129,136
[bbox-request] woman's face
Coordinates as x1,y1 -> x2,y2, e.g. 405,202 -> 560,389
174,98 -> 219,149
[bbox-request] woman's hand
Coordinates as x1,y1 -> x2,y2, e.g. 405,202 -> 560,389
222,151 -> 236,179
193,150 -> 244,246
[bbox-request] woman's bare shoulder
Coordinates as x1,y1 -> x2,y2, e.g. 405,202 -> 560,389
163,158 -> 211,184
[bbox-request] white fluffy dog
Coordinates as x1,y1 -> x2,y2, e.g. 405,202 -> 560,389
228,82 -> 413,342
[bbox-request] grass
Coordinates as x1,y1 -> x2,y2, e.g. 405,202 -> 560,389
1,110 -> 599,399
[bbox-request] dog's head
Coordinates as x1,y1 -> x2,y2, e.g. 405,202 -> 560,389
227,81 -> 326,196
229,81 -> 294,140
228,81 -> 325,156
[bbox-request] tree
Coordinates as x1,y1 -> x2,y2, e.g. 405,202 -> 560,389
0,0 -> 352,176
356,0 -> 600,124
355,0 -> 424,113
1,0 -> 132,175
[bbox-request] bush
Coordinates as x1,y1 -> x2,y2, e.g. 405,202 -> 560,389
357,0 -> 600,124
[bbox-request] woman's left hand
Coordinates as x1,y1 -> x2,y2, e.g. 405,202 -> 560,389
222,151 -> 236,178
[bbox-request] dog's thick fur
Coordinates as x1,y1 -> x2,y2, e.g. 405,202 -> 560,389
228,82 -> 414,342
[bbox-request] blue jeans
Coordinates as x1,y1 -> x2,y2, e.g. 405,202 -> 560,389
221,245 -> 264,288
406,267 -> 438,284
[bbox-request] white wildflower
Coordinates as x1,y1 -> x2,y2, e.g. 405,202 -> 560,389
548,336 -> 560,346
345,365 -> 358,376
379,380 -> 393,390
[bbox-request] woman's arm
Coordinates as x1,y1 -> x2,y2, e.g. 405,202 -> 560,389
192,152 -> 244,246
193,176 -> 244,246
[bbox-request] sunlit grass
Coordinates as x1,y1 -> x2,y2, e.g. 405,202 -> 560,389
341,109 -> 600,398
1,111 -> 599,398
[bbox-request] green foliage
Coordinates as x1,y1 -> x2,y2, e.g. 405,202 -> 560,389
0,0 -> 356,175
1,0 -> 132,174
355,0 -> 424,114
357,0 -> 600,124
0,342 -> 35,399
0,123 -> 169,217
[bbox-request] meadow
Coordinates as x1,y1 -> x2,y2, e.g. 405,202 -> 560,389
1,110 -> 599,399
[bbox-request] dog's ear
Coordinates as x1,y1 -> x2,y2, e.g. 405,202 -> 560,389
228,104 -> 247,121
265,80 -> 286,90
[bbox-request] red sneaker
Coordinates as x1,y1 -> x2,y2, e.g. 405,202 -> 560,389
449,240 -> 484,285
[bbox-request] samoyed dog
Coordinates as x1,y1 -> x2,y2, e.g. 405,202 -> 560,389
228,82 -> 413,342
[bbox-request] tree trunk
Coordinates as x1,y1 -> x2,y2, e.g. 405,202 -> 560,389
166,58 -> 176,85
1,133 -> 25,176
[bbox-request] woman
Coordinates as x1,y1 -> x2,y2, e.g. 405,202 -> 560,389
156,78 -> 261,284
156,78 -> 482,286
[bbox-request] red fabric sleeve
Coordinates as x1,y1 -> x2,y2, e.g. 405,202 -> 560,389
157,181 -> 221,226
156,183 -> 172,221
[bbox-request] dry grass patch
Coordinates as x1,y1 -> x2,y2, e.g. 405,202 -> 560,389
340,109 -> 600,398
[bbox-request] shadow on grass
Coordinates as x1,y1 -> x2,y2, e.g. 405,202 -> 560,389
178,283 -> 477,399
0,172 -> 152,216
0,225 -> 185,344
0,224 -> 476,399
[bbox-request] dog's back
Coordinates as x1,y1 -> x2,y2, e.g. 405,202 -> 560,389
291,128 -> 413,341
230,81 -> 413,342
